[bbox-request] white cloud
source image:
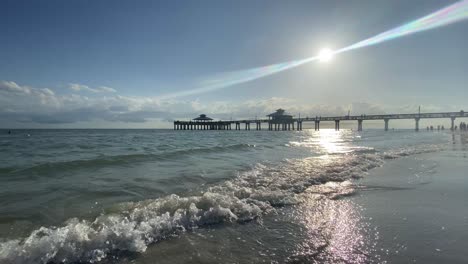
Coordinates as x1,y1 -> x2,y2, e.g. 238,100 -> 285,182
98,86 -> 117,93
68,83 -> 117,93
1,80 -> 465,128
0,81 -> 58,99
68,83 -> 90,92
41,88 -> 55,96
0,81 -> 32,94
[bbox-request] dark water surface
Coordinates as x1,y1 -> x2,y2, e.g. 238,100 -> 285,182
0,129 -> 466,263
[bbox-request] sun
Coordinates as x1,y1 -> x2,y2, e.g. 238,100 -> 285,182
318,48 -> 334,62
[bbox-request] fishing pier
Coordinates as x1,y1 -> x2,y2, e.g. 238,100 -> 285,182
174,109 -> 467,131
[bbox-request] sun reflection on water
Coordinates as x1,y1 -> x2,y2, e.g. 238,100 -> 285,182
283,129 -> 383,262
288,129 -> 373,156
288,189 -> 381,263
317,129 -> 348,154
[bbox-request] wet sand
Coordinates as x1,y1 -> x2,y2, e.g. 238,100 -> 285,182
354,142 -> 468,263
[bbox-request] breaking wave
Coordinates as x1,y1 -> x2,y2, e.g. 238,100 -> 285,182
0,144 -> 443,264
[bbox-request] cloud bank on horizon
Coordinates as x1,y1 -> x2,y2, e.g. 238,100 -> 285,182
0,80 -> 463,128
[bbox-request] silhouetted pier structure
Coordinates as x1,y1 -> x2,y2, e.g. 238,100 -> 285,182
174,110 -> 467,131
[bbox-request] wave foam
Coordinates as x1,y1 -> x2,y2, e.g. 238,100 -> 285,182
0,192 -> 267,264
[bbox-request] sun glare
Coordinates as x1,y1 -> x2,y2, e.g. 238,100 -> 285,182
318,48 -> 334,62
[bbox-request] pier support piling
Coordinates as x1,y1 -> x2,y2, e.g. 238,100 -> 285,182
297,121 -> 302,131
357,120 -> 363,131
384,119 -> 389,131
335,120 -> 340,131
415,117 -> 420,132
314,121 -> 320,131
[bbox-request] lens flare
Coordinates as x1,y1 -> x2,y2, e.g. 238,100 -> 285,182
338,0 -> 468,53
160,56 -> 319,99
162,0 -> 468,98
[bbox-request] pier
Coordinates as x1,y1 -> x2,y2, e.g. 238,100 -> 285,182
174,110 -> 467,131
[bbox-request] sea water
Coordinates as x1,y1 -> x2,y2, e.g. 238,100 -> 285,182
0,129 -> 466,263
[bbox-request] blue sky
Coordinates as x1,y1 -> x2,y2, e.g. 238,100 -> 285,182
1,0 -> 467,128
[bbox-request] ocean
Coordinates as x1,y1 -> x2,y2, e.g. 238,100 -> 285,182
0,129 -> 467,263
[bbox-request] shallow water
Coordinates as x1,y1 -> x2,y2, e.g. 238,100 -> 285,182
0,129 -> 465,263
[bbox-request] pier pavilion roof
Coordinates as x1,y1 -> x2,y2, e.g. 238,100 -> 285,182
193,114 -> 213,121
267,109 -> 293,119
